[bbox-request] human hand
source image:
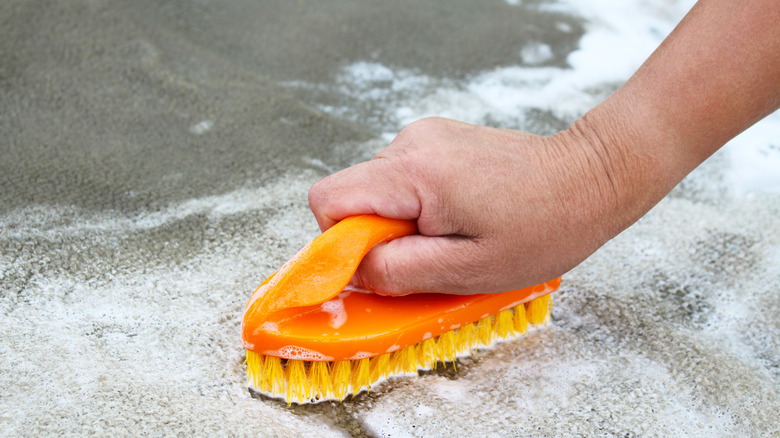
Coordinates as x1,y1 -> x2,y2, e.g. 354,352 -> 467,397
308,117 -> 633,295
309,0 -> 780,296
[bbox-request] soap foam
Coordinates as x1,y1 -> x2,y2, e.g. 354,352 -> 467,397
270,346 -> 334,362
320,297 -> 347,329
349,352 -> 376,360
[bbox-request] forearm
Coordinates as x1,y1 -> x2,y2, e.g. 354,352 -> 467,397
563,0 -> 780,239
627,0 -> 779,164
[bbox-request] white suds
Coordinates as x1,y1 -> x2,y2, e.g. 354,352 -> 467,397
320,297 -> 347,329
189,120 -> 214,135
270,346 -> 333,362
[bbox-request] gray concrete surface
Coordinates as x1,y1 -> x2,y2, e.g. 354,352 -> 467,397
1,0 -> 778,436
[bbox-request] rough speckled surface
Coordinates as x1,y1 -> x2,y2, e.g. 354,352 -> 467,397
2,0 -> 778,436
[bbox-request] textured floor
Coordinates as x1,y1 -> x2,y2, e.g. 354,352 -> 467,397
1,1 -> 778,436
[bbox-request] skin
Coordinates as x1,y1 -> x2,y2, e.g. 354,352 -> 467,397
308,0 -> 780,296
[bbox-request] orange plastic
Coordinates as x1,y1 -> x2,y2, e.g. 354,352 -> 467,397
244,278 -> 560,361
241,214 -> 560,361
242,215 -> 417,322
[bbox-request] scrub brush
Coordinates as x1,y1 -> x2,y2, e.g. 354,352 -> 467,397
242,214 -> 559,404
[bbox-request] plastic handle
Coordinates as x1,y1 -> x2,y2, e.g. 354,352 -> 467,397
242,215 -> 417,324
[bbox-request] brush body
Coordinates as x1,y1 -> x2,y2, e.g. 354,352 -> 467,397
245,285 -> 556,404
241,215 -> 560,404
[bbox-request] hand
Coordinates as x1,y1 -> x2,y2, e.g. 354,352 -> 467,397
308,117 -> 626,295
309,0 -> 780,296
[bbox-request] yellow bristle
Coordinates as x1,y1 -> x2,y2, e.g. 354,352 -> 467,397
308,361 -> 333,400
494,309 -> 514,339
331,361 -> 352,400
436,331 -> 457,365
390,345 -> 418,374
526,294 -> 552,326
369,353 -> 391,383
245,350 -> 263,389
476,316 -> 494,346
512,304 -> 528,334
418,338 -> 438,370
455,322 -> 477,353
261,355 -> 285,395
351,358 -> 372,395
285,360 -> 310,403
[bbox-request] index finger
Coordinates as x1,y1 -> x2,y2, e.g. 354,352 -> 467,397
308,158 -> 422,232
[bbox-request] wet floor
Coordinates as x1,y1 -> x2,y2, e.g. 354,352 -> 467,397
1,0 -> 778,436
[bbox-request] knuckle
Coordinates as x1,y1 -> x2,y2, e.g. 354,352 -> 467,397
307,175 -> 335,212
307,179 -> 325,207
396,117 -> 432,142
399,117 -> 443,139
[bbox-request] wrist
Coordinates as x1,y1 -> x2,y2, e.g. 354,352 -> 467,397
545,96 -> 678,247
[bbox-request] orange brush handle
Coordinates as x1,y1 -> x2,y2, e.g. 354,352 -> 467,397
242,215 -> 417,344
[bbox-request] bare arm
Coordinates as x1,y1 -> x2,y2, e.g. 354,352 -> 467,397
570,0 -> 780,242
308,0 -> 780,296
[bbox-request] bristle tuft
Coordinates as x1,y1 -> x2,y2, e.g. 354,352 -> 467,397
419,338 -> 438,370
308,361 -> 333,400
513,303 -> 528,334
351,358 -> 371,394
369,353 -> 390,382
494,309 -> 514,339
331,361 -> 351,401
526,294 -> 552,326
437,331 -> 457,365
456,322 -> 476,354
391,345 -> 418,374
245,350 -> 263,389
476,317 -> 494,346
285,360 -> 310,404
263,356 -> 284,395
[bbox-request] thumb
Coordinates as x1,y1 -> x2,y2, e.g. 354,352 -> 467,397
354,234 -> 503,295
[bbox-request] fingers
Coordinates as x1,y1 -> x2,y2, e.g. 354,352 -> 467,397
307,118 -> 569,295
308,159 -> 422,232
353,234 -> 507,296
